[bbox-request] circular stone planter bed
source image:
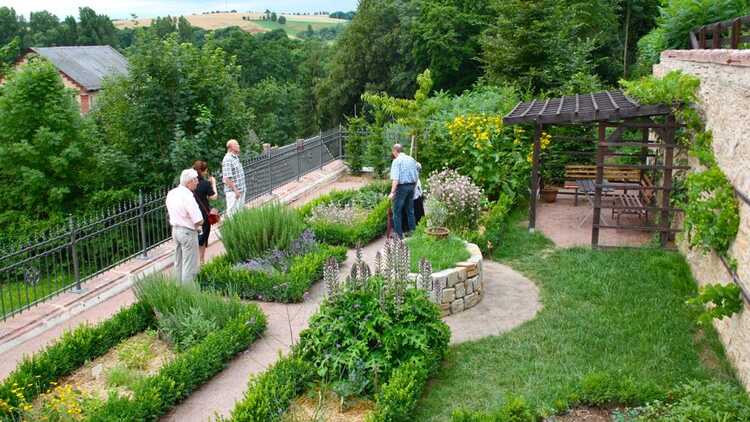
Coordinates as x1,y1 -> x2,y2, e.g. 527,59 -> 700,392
410,241 -> 484,317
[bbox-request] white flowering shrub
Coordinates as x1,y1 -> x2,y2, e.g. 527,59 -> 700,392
426,169 -> 484,231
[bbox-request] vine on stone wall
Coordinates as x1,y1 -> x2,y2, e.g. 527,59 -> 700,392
623,70 -> 742,322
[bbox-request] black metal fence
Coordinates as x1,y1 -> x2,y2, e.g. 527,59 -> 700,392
0,128 -> 345,321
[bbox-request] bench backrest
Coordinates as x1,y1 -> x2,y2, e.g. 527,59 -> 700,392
564,165 -> 640,183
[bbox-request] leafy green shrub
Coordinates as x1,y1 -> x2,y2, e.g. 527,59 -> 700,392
133,273 -> 247,348
635,381 -> 750,421
297,276 -> 450,393
222,356 -> 313,422
298,183 -> 390,246
0,303 -> 154,418
369,357 -> 430,422
687,283 -> 743,325
345,115 -> 368,174
221,202 -> 305,263
84,305 -> 266,421
196,244 -> 348,302
467,193 -> 515,256
684,167 -> 740,255
451,397 -> 537,422
620,70 -> 700,106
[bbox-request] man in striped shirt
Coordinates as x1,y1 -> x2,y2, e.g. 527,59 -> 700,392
388,144 -> 419,238
222,139 -> 246,217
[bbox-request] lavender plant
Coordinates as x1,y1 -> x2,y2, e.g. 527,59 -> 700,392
235,229 -> 318,274
309,203 -> 366,226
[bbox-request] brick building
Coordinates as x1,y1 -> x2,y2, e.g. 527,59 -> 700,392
8,45 -> 128,113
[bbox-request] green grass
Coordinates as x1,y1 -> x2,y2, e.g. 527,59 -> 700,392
407,228 -> 471,272
413,205 -> 738,420
1,275 -> 73,319
105,364 -> 146,390
253,19 -> 346,37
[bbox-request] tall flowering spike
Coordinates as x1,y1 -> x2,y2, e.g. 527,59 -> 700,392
374,251 -> 382,276
323,256 -> 340,299
419,257 -> 432,291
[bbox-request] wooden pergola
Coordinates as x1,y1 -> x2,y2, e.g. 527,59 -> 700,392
503,89 -> 685,248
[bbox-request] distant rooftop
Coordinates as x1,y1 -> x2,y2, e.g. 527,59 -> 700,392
29,46 -> 128,91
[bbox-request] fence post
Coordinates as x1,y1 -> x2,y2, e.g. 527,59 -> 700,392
268,151 -> 273,195
139,190 -> 148,258
319,131 -> 324,170
338,124 -> 344,159
69,215 -> 83,293
296,139 -> 302,181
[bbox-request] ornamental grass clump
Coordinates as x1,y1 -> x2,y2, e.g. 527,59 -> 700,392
220,202 -> 305,263
426,169 -> 484,231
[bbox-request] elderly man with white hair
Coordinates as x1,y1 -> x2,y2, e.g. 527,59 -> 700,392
166,169 -> 204,284
222,139 -> 246,217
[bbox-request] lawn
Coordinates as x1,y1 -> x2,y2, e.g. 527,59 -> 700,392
254,19 -> 346,36
413,207 -> 738,420
406,228 -> 470,272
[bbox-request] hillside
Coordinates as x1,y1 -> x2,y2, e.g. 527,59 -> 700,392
114,12 -> 347,37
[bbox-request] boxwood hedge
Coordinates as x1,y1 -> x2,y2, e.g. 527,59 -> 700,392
195,244 -> 348,302
0,297 -> 266,421
297,182 -> 390,247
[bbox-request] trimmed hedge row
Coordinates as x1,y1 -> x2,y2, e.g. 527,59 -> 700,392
297,183 -> 390,247
222,355 -> 313,422
0,301 -> 266,421
196,244 -> 348,302
0,302 -> 155,416
222,350 -> 441,422
85,305 -> 266,421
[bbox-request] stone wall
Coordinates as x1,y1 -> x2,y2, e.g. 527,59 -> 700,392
654,49 -> 750,390
413,242 -> 484,317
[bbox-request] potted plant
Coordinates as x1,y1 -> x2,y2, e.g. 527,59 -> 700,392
540,167 -> 559,203
425,197 -> 450,240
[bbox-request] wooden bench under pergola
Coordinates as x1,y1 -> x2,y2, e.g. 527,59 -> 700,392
503,89 -> 685,248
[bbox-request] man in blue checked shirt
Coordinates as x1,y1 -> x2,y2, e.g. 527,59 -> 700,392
388,144 -> 419,238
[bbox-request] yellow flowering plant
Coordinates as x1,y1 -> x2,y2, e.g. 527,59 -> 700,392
441,113 -> 532,199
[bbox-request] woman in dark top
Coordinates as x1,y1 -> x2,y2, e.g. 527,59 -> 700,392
192,160 -> 218,264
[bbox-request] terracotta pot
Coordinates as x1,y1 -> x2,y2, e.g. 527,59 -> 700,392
425,226 -> 450,240
541,188 -> 558,203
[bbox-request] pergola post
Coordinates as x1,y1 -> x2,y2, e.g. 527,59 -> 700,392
660,114 -> 677,247
529,123 -> 542,232
591,122 -> 606,247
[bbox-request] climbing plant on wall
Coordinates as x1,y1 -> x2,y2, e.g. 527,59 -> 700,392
623,70 -> 742,322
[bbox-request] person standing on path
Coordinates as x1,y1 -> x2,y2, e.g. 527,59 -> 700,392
166,169 -> 204,284
222,139 -> 246,217
192,160 -> 218,264
388,143 -> 419,238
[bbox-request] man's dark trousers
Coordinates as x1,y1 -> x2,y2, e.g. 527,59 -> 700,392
392,183 -> 416,238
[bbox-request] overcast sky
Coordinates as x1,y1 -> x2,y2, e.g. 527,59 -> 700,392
4,1 -> 359,20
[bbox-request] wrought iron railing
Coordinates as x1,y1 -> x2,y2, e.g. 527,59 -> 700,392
0,128 -> 345,321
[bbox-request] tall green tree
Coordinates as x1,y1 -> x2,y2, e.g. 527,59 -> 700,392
246,78 -> 304,145
411,0 -> 494,93
77,6 -> 119,46
94,34 -> 252,188
0,7 -> 25,47
318,0 -> 419,126
0,59 -> 96,218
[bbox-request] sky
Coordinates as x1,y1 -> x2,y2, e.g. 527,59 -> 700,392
3,1 -> 359,20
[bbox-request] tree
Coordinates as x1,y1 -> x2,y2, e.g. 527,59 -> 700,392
29,11 -> 61,46
59,16 -> 79,45
278,15 -> 287,24
0,59 -> 97,218
245,78 -> 303,145
94,34 -> 253,188
411,0 -> 495,93
77,7 -> 119,46
318,0 -> 420,126
0,7 -> 25,47
271,12 -> 278,22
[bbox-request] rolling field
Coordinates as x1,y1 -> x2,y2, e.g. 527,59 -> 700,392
114,12 -> 347,37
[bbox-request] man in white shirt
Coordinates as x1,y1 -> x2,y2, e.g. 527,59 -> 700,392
222,139 -> 246,217
166,169 -> 204,284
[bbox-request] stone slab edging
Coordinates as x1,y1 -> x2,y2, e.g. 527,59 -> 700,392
0,161 -> 347,353
660,49 -> 750,67
410,242 -> 484,317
